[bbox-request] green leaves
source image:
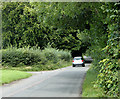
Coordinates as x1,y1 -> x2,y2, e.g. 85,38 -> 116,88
2,47 -> 71,67
97,58 -> 119,97
2,2 -> 120,97
94,2 -> 120,97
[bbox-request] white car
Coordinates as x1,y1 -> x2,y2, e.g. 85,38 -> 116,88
72,57 -> 85,67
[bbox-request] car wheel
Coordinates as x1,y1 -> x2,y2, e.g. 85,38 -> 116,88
82,64 -> 85,67
73,64 -> 75,67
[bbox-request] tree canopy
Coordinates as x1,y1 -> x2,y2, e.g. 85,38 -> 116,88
2,2 -> 120,97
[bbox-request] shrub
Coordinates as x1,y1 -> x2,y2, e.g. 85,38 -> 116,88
97,58 -> 119,97
2,47 -> 44,66
2,46 -> 72,67
42,47 -> 71,63
42,47 -> 59,63
58,50 -> 71,62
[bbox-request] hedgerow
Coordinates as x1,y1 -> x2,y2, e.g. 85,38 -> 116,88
2,46 -> 71,68
96,3 -> 120,97
84,3 -> 120,97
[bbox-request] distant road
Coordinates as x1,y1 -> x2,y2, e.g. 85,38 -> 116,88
2,64 -> 90,97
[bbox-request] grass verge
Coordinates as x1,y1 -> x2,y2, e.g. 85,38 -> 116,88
1,61 -> 71,85
1,70 -> 32,85
82,66 -> 106,97
2,61 -> 72,71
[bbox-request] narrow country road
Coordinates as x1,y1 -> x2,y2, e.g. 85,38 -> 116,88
2,64 -> 90,97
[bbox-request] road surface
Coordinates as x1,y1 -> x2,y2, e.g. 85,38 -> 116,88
1,64 -> 90,97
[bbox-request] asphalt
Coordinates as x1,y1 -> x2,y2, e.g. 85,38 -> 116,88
1,63 -> 90,97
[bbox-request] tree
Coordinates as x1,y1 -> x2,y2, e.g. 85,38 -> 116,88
2,2 -> 119,96
2,2 -> 50,49
31,2 -> 95,55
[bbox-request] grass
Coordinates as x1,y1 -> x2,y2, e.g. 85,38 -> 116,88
0,69 -> 32,85
2,60 -> 72,71
0,61 -> 71,85
82,66 -> 106,97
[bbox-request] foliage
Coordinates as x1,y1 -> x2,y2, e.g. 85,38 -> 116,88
82,66 -> 105,97
31,2 -> 95,52
5,60 -> 72,71
85,2 -> 120,97
31,2 -> 91,29
2,2 -> 93,53
2,46 -> 71,67
2,2 -> 119,97
43,46 -> 71,63
96,2 -> 120,97
97,59 -> 119,97
2,2 -> 51,49
2,47 -> 43,66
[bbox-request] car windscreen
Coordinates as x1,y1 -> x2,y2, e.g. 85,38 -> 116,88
74,58 -> 82,60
